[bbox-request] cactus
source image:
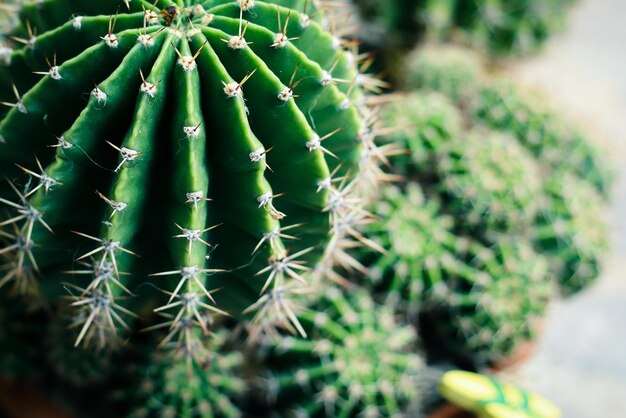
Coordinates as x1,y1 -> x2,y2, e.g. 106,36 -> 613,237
382,92 -> 542,240
379,92 -> 462,175
364,183 -> 468,315
0,290 -> 46,381
353,0 -> 575,58
419,239 -> 553,369
403,45 -> 481,102
535,173 -> 609,296
262,287 -> 423,417
0,0 -> 384,358
433,127 -> 542,239
361,183 -> 554,369
129,330 -> 245,418
473,82 -> 613,197
0,1 -> 403,416
401,45 -> 611,297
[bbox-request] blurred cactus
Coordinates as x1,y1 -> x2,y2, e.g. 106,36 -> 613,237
433,128 -> 542,239
420,240 -> 553,369
536,174 -> 609,296
353,0 -> 576,56
129,330 -> 245,418
403,45 -> 482,101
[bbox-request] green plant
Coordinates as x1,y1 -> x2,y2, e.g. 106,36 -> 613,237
401,45 -> 611,297
262,287 -> 423,417
0,0 -> 374,345
535,173 -> 609,296
361,183 -> 554,369
0,0 -> 392,416
433,127 -> 541,239
420,239 -> 553,369
353,0 -> 575,57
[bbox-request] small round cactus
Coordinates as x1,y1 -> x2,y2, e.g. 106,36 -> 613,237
263,288 -> 423,417
0,0 -> 380,357
433,128 -> 542,239
420,240 -> 554,369
380,92 -> 462,175
403,45 -> 481,102
473,81 -> 613,197
535,173 -> 609,296
129,330 -> 245,418
363,183 -> 469,314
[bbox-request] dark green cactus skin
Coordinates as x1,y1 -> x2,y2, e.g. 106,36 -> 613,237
262,288 -> 423,417
0,0 -> 371,356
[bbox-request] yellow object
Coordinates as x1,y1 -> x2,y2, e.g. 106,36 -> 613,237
438,370 -> 561,418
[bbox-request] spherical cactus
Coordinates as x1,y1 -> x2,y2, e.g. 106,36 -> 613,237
262,288 -> 423,417
419,240 -> 554,369
380,92 -> 462,175
450,0 -> 571,55
0,0 -> 380,357
403,45 -> 481,102
129,330 -> 245,418
535,173 -> 609,296
472,81 -> 613,197
433,128 -> 542,239
363,183 -> 469,315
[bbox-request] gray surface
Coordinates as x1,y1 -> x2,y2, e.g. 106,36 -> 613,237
503,0 -> 626,416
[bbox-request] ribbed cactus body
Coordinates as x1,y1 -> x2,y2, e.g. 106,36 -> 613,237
264,288 -> 423,417
0,0 -> 372,354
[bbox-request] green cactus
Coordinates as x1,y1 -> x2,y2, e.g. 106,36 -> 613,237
433,127 -> 542,239
353,0 -> 575,58
0,0 -> 380,358
535,173 -> 609,296
420,239 -> 553,369
262,287 -> 423,417
380,92 -> 462,175
364,183 -> 469,315
403,45 -> 482,102
472,82 -> 613,196
0,290 -> 46,381
129,330 -> 245,418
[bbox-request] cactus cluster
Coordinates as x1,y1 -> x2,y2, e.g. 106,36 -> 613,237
363,45 -> 610,370
353,0 -> 576,56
